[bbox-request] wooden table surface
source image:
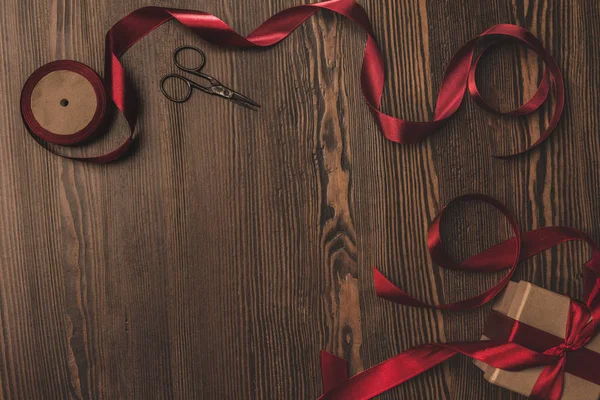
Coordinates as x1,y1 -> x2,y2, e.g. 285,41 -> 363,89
1,0 -> 599,398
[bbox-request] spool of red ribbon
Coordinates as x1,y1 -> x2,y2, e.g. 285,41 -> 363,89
21,60 -> 107,146
20,60 -> 134,163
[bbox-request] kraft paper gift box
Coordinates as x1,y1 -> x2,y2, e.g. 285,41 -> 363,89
474,281 -> 600,399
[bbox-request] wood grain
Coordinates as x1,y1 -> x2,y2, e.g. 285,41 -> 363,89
1,0 -> 599,398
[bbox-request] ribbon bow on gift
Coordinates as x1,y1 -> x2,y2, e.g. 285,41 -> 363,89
482,297 -> 600,399
320,195 -> 600,400
531,298 -> 599,399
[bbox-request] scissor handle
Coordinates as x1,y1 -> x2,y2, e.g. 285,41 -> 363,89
160,74 -> 193,103
173,46 -> 206,73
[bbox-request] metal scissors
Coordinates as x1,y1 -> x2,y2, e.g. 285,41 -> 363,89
160,46 -> 260,110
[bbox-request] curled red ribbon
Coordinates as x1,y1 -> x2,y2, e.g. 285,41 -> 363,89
24,0 -> 562,161
320,195 -> 600,400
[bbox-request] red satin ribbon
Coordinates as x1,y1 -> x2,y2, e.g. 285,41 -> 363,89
320,195 -> 600,400
28,0 -> 563,161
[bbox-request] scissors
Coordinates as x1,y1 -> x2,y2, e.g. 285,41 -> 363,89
160,46 -> 260,110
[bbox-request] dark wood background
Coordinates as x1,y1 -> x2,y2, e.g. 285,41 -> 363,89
1,0 -> 599,398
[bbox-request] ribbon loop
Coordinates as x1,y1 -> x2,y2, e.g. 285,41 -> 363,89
375,198 -> 600,312
467,39 -> 551,117
375,194 -> 522,310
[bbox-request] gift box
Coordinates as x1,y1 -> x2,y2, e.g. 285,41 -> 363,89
474,281 -> 600,399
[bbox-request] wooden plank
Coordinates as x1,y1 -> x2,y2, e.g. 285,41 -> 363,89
0,0 -> 598,398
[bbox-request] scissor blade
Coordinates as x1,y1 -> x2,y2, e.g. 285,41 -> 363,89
230,91 -> 261,110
